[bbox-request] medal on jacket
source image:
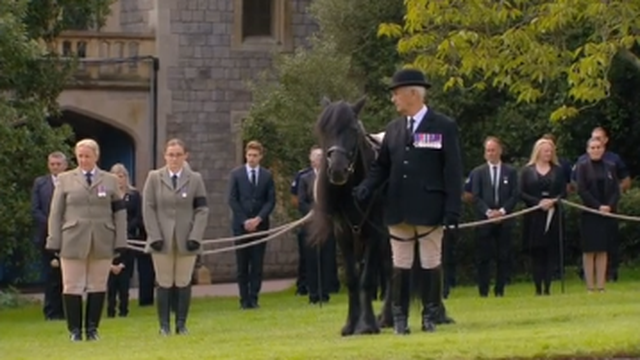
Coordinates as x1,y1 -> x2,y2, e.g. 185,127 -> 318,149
181,186 -> 188,198
415,133 -> 442,149
97,185 -> 107,198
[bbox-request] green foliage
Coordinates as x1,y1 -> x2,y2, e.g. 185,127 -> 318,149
0,0 -> 106,284
244,35 -> 360,206
378,0 -> 640,122
0,287 -> 37,310
23,0 -> 115,41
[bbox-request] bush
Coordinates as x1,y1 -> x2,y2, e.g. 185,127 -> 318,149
0,287 -> 37,310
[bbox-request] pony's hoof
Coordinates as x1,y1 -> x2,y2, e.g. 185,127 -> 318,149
341,323 -> 355,337
437,316 -> 455,325
354,322 -> 380,335
376,314 -> 393,329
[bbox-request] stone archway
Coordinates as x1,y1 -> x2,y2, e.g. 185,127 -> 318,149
49,108 -> 138,183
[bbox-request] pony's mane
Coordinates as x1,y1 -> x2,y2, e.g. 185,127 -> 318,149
315,101 -> 358,137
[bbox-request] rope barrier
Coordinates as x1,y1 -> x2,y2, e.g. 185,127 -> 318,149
123,199 -> 640,255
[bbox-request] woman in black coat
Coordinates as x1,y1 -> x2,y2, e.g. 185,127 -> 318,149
519,138 -> 566,296
575,137 -> 620,293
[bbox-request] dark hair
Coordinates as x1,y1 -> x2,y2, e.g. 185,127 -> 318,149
592,126 -> 608,138
483,136 -> 503,148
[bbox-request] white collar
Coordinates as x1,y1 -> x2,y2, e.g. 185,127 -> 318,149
487,161 -> 501,168
246,164 -> 260,172
81,168 -> 96,175
168,168 -> 183,178
407,105 -> 428,122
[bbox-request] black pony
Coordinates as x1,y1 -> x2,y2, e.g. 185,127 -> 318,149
308,96 -> 395,335
308,96 -> 456,335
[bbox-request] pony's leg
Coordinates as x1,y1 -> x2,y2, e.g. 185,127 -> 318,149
354,234 -> 380,335
377,237 -> 393,328
339,237 -> 360,336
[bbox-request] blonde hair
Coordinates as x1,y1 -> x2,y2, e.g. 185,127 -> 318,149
110,163 -> 135,191
526,138 -> 559,166
75,138 -> 100,158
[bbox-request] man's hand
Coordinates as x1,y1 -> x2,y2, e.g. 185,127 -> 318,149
599,205 -> 611,213
50,258 -> 60,268
352,185 -> 370,202
111,265 -> 122,275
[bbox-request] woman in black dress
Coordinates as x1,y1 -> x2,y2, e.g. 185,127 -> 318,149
519,138 -> 566,296
575,137 -> 620,293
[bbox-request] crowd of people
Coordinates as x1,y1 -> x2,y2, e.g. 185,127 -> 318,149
30,67 -> 631,340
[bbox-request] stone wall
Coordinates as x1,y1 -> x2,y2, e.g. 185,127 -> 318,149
152,0 -> 318,283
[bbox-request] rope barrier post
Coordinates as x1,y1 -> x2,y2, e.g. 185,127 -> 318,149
558,200 -> 565,294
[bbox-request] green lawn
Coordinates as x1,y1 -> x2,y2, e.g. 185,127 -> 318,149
1,268 -> 639,360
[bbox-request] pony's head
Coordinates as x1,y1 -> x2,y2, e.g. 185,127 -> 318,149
315,96 -> 367,186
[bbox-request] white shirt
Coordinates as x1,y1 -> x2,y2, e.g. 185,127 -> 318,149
51,175 -> 59,186
407,105 -> 428,133
246,164 -> 260,184
168,169 -> 183,179
488,161 -> 501,187
486,162 -> 506,216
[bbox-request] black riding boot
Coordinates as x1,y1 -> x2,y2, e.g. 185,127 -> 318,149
421,267 -> 442,332
391,268 -> 411,335
175,286 -> 192,335
63,294 -> 83,341
85,292 -> 105,341
156,287 -> 171,335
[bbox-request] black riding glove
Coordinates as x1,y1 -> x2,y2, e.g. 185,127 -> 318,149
444,213 -> 459,232
186,240 -> 200,251
352,185 -> 370,202
149,240 -> 164,252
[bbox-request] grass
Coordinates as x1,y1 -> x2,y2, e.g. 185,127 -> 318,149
1,268 -> 639,360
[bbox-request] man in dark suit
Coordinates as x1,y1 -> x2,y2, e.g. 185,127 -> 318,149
469,136 -> 519,297
298,146 -> 333,304
227,140 -> 276,309
31,151 -> 68,321
354,68 -> 463,335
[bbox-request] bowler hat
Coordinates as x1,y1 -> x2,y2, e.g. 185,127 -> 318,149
387,68 -> 431,91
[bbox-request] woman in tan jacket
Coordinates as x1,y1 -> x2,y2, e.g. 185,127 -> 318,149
46,139 -> 127,341
143,138 -> 209,335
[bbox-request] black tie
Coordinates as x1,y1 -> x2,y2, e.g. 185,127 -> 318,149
171,174 -> 178,190
491,166 -> 499,204
406,117 -> 415,144
251,169 -> 257,186
85,172 -> 92,186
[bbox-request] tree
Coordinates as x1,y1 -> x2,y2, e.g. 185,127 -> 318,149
0,0 -> 112,285
244,36 -> 359,215
378,0 -> 640,121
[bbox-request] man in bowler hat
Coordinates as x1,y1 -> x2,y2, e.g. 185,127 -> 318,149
354,68 -> 463,335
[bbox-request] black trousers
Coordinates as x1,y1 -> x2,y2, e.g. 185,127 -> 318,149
107,259 -> 133,316
531,247 -> 554,294
135,253 -> 156,306
234,231 -> 267,307
41,249 -> 64,319
475,224 -> 511,296
442,229 -> 457,298
295,229 -> 308,293
303,231 -> 332,302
